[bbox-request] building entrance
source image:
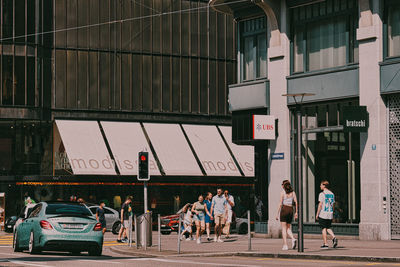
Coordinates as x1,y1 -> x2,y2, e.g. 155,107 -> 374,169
302,131 -> 360,224
388,95 -> 400,239
291,100 -> 361,225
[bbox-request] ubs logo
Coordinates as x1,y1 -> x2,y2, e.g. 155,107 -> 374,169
256,124 -> 274,131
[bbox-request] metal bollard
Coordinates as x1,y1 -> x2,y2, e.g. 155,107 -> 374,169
158,214 -> 161,252
128,216 -> 132,247
177,214 -> 182,254
134,214 -> 138,249
247,210 -> 251,251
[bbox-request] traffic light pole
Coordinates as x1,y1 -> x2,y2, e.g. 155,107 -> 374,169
144,181 -> 148,213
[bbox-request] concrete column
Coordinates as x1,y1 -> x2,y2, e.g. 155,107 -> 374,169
358,0 -> 390,240
267,1 -> 291,238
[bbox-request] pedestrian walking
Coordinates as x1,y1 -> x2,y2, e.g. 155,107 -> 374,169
191,195 -> 207,244
276,180 -> 298,250
223,190 -> 235,239
210,188 -> 227,243
316,180 -> 338,249
204,192 -> 213,241
117,196 -> 133,243
96,201 -> 107,234
181,204 -> 194,241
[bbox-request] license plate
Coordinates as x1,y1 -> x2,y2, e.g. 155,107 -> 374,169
7,225 -> 12,228
61,223 -> 84,229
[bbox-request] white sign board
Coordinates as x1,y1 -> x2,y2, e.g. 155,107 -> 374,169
253,115 -> 276,140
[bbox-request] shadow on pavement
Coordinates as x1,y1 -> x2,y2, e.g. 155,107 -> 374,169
7,251 -> 148,263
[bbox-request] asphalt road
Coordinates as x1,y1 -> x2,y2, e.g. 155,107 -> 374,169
0,233 -> 399,267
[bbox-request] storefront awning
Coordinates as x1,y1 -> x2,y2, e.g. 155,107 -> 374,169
219,126 -> 254,177
183,125 -> 242,176
55,120 -> 116,175
143,123 -> 203,176
100,121 -> 161,176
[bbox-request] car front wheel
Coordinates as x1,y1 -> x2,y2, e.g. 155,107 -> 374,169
238,223 -> 248,234
112,221 -> 121,235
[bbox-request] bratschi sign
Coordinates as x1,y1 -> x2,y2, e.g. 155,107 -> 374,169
342,106 -> 369,132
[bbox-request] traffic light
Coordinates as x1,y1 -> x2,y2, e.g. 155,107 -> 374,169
138,151 -> 150,181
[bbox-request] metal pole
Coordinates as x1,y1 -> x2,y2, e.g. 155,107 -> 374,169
177,214 -> 182,254
144,181 -> 148,250
349,132 -> 352,223
144,181 -> 148,213
247,210 -> 251,251
128,215 -> 132,247
144,215 -> 147,251
134,214 -> 138,249
297,107 -> 304,252
158,214 -> 161,252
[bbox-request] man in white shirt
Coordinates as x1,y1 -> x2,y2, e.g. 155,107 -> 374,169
316,180 -> 338,249
210,188 -> 227,242
223,190 -> 235,238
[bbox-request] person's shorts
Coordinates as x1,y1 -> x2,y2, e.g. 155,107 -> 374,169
100,220 -> 107,229
123,219 -> 130,229
205,213 -> 213,224
214,213 -> 225,225
226,210 -> 233,224
280,205 -> 294,223
318,217 -> 332,229
193,213 -> 205,222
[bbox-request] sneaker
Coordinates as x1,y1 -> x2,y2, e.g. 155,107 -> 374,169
292,239 -> 297,250
225,235 -> 230,239
282,245 -> 288,251
117,239 -> 122,243
321,244 -> 329,249
207,237 -> 211,241
121,239 -> 128,243
332,237 -> 338,248
214,236 -> 217,242
217,237 -> 223,243
186,237 -> 191,241
196,238 -> 201,244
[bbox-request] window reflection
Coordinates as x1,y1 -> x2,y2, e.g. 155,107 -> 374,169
240,17 -> 268,81
388,5 -> 400,57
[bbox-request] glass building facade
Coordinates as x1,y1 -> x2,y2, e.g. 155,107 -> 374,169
0,0 -> 241,217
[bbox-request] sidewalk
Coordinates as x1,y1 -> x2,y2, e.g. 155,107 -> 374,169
109,232 -> 400,263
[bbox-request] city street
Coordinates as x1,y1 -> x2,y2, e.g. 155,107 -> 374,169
0,233 -> 400,266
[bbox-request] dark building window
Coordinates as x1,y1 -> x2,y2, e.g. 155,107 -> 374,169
1,0 -> 38,108
387,2 -> 400,58
239,17 -> 267,81
52,0 -> 236,116
291,0 -> 358,73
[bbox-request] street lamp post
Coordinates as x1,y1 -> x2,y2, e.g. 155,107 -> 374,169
282,93 -> 314,253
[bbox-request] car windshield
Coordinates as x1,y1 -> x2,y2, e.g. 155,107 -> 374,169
45,203 -> 92,216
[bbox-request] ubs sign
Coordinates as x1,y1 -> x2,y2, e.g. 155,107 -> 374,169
253,115 -> 276,140
342,106 -> 369,132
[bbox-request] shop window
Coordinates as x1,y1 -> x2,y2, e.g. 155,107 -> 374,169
291,0 -> 358,73
239,17 -> 267,81
388,4 -> 400,57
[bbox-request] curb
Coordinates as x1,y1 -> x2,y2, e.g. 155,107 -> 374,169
108,246 -> 400,263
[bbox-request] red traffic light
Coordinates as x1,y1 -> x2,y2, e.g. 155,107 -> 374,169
140,155 -> 147,161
